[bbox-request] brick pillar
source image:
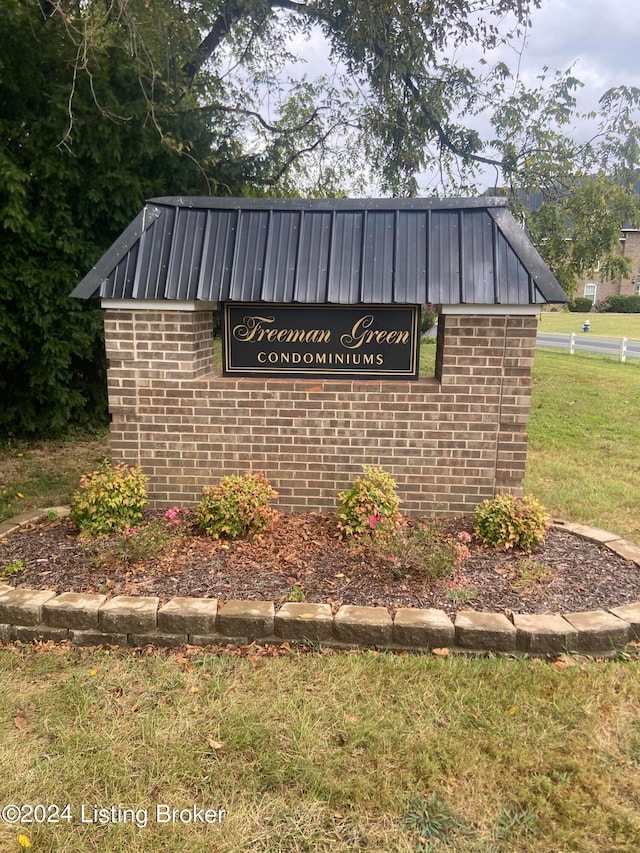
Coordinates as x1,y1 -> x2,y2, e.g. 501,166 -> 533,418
494,314 -> 538,494
436,308 -> 538,497
103,306 -> 215,466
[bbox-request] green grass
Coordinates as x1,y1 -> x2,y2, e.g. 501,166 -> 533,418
1,645 -> 640,852
0,436 -> 109,523
525,350 -> 640,540
538,310 -> 640,339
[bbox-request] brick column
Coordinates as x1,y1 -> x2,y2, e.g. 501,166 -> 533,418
104,306 -> 215,466
494,314 -> 538,494
437,308 -> 538,497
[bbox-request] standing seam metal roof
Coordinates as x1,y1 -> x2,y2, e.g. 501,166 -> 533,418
70,196 -> 567,305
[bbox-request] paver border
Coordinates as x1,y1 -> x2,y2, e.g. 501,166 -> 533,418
0,508 -> 639,656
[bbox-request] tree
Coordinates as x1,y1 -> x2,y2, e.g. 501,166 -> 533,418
0,0 -> 251,437
40,0 -> 551,196
489,76 -> 640,295
42,0 -> 640,252
2,0 -> 640,439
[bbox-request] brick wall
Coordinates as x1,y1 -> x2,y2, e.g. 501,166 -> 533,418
581,230 -> 640,303
104,306 -> 538,517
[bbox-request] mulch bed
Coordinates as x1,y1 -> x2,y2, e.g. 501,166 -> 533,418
2,511 -> 640,619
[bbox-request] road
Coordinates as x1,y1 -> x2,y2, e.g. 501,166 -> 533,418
536,332 -> 640,361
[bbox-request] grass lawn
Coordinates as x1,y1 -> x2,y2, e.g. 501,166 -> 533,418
2,349 -> 640,851
0,436 -> 109,524
538,310 -> 640,339
525,350 -> 640,541
1,645 -> 640,852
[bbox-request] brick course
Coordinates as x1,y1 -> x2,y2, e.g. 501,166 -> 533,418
103,307 -> 538,515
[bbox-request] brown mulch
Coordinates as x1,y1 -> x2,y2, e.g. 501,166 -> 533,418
1,511 -> 640,619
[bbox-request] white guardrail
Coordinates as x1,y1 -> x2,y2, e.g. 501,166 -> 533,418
536,332 -> 636,362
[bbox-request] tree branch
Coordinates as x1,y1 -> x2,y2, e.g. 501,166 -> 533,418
207,103 -> 331,134
401,73 -> 504,170
183,0 -> 332,79
263,119 -> 357,185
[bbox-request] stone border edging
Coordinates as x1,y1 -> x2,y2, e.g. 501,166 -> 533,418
1,508 -> 640,656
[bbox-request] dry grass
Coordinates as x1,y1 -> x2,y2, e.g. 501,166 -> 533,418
0,437 -> 109,523
1,644 -> 640,852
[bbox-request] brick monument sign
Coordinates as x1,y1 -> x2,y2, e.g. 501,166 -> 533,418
72,196 -> 567,515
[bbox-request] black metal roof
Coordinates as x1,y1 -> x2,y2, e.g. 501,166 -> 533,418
71,196 -> 567,305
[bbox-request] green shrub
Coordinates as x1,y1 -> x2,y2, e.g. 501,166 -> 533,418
595,294 -> 640,313
70,460 -> 147,537
337,465 -> 401,538
567,297 -> 593,312
473,493 -> 549,552
197,471 -> 278,539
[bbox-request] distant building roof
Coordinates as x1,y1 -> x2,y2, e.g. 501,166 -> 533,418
71,196 -> 567,305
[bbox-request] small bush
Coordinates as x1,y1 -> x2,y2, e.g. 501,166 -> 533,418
197,471 -> 278,539
70,460 -> 147,537
337,465 -> 401,538
2,558 -> 24,580
91,506 -> 185,568
567,297 -> 593,313
595,294 -> 640,313
473,493 -> 549,552
372,519 -> 470,581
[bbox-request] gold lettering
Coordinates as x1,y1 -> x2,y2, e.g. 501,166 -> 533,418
232,315 -> 331,344
340,315 -> 409,349
232,315 -> 275,342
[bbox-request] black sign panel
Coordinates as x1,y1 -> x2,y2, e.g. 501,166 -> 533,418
223,304 -> 420,378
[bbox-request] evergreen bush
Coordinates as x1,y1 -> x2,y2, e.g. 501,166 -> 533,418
595,295 -> 640,313
70,461 -> 147,537
567,297 -> 593,312
197,472 -> 278,539
473,493 -> 549,552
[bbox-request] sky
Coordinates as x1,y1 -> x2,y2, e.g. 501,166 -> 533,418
418,0 -> 640,192
511,0 -> 640,99
272,0 -> 640,194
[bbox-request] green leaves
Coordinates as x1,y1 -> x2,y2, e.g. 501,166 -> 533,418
196,472 -> 278,539
0,1 -> 252,439
473,493 -> 549,552
337,465 -> 401,539
70,461 -> 148,537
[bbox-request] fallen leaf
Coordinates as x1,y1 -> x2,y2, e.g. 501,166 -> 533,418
432,647 -> 450,657
553,653 -> 578,672
345,714 -> 359,723
505,705 -> 518,716
208,739 -> 224,750
14,714 -> 28,730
